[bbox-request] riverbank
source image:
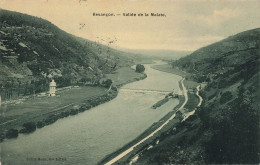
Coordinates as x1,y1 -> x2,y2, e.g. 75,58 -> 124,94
0,67 -> 146,142
127,65 -> 203,165
100,64 -> 202,165
99,79 -> 187,165
151,64 -> 199,88
151,64 -> 190,77
101,67 -> 147,88
123,86 -> 202,165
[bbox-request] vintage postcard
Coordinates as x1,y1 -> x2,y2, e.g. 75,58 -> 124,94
0,0 -> 259,164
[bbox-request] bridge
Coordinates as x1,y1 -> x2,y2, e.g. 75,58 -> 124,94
120,88 -> 173,95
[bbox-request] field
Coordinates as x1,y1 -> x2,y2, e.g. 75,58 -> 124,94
0,86 -> 107,131
184,93 -> 199,110
0,66 -> 146,140
101,67 -> 147,87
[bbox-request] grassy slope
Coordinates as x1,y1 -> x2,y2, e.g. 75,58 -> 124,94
0,9 -> 104,83
137,28 -> 260,164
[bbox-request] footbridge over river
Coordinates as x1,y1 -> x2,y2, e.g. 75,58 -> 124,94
120,88 -> 174,95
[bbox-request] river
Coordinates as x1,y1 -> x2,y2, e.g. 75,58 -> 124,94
0,62 -> 182,165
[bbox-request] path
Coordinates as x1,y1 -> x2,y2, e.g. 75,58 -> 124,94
0,119 -> 17,126
196,85 -> 203,107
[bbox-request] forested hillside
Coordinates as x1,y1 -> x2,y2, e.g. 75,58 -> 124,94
0,9 -> 136,100
137,28 -> 260,164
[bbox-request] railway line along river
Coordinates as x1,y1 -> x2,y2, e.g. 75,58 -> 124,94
0,61 -> 182,165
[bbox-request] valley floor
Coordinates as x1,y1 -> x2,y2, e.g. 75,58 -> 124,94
100,65 -> 202,165
0,67 -> 146,142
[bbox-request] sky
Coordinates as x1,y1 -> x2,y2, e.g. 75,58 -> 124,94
1,0 -> 260,51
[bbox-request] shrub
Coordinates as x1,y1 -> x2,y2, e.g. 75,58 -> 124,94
36,121 -> 45,128
220,91 -> 232,104
61,111 -> 70,117
6,129 -> 18,138
0,132 -> 5,142
69,109 -> 78,115
20,122 -> 36,133
81,103 -> 91,110
136,64 -> 145,73
44,116 -> 57,125
102,79 -> 113,88
111,86 -> 117,91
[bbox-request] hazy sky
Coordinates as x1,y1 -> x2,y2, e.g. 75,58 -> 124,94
1,0 -> 260,51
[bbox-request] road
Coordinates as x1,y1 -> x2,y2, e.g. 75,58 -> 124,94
196,85 -> 203,107
105,78 -> 189,165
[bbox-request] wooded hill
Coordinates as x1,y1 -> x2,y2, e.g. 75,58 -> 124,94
137,28 -> 260,164
0,9 -> 141,100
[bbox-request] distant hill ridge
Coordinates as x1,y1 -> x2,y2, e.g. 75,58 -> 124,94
120,48 -> 191,60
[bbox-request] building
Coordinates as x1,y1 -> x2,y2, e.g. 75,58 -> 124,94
49,79 -> 56,96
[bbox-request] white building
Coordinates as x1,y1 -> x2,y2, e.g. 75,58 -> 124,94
49,79 -> 56,96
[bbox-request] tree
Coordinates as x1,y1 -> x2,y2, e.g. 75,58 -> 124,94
6,129 -> 18,138
20,122 -> 36,133
136,64 -> 145,73
102,79 -> 112,88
